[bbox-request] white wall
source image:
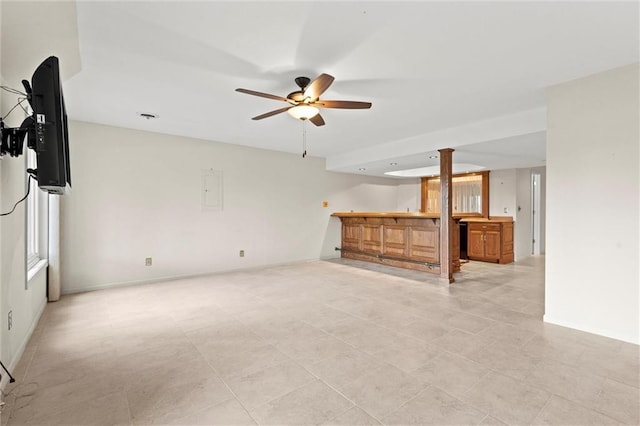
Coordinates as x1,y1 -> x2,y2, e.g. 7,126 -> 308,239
546,63 -> 639,344
61,121 -> 403,293
533,167 -> 547,254
515,168 -> 533,258
396,180 -> 421,212
489,169 -> 517,217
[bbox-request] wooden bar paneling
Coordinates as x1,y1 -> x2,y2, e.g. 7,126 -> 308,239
332,212 -> 460,276
384,225 -> 408,257
408,227 -> 439,263
362,224 -> 383,253
342,222 -> 362,251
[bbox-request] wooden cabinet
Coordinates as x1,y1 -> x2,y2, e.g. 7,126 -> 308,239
465,218 -> 513,264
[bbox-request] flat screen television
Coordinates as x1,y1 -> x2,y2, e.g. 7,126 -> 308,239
26,56 -> 71,195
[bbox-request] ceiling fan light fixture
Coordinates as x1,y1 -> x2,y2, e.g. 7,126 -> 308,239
287,105 -> 319,120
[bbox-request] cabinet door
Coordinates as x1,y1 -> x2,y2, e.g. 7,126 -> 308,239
468,229 -> 485,258
502,222 -> 514,256
484,230 -> 501,259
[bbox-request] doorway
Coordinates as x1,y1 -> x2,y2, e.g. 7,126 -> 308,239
531,172 -> 541,255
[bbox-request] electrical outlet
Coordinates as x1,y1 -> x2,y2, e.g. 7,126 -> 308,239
8,311 -> 12,331
145,257 -> 152,266
322,201 -> 329,208
239,250 -> 245,257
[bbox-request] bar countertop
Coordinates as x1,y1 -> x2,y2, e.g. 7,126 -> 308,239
330,212 -> 498,220
331,211 -> 441,219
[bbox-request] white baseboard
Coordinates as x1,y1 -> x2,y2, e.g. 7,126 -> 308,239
543,314 -> 639,345
61,258 -> 328,295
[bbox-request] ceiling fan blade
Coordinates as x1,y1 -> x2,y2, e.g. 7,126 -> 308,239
309,113 -> 325,127
236,88 -> 290,103
314,100 -> 372,109
303,73 -> 335,101
252,106 -> 292,120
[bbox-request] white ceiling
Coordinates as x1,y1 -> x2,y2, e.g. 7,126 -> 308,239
62,1 -> 638,178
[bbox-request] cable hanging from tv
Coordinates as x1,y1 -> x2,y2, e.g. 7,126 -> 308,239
0,85 -> 26,96
0,174 -> 35,217
0,84 -> 35,158
1,97 -> 30,121
0,359 -> 15,383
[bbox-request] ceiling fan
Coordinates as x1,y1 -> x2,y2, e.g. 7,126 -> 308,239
235,73 -> 372,126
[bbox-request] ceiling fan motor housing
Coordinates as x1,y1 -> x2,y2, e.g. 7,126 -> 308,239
294,76 -> 311,90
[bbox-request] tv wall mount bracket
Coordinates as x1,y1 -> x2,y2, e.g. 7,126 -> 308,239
0,114 -> 44,158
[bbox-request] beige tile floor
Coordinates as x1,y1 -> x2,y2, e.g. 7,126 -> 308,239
1,256 -> 638,425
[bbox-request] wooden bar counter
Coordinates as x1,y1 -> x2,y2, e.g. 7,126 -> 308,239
331,212 -> 460,274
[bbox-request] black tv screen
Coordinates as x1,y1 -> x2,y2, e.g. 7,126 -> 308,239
29,56 -> 71,195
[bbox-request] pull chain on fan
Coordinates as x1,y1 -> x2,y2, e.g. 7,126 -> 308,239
302,119 -> 307,158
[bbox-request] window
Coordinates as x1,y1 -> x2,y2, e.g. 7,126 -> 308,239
26,149 -> 41,270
